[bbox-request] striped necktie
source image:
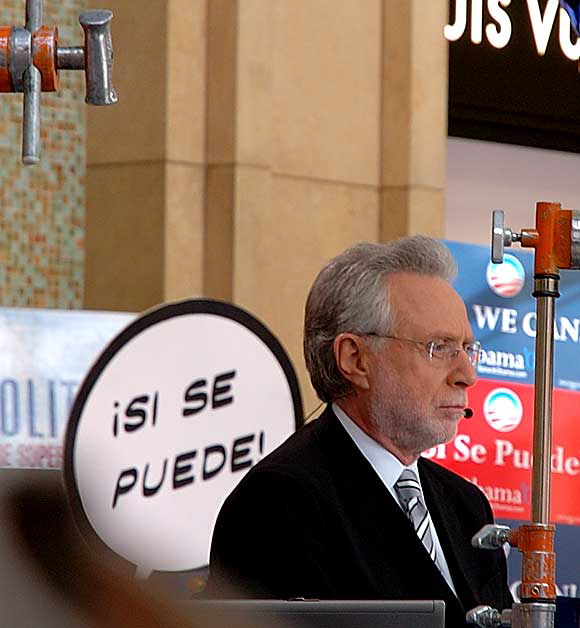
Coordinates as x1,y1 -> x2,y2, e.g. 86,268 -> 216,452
395,469 -> 441,568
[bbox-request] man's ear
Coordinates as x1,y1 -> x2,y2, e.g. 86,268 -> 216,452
333,333 -> 371,391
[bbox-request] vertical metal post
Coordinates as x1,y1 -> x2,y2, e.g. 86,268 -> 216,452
531,278 -> 558,524
25,0 -> 43,29
22,0 -> 42,165
22,68 -> 40,164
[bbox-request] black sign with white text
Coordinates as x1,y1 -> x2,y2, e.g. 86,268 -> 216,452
448,0 -> 580,152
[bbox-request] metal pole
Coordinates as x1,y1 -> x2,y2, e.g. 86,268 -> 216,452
25,0 -> 42,30
531,277 -> 558,524
22,67 -> 41,165
22,0 -> 42,165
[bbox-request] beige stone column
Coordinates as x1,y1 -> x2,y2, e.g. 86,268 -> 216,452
204,0 -> 237,303
202,0 -> 382,413
84,0 -> 449,411
380,0 -> 449,241
209,0 -> 448,412
84,0 -> 206,312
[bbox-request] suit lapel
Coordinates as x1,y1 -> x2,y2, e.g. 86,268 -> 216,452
319,409 -> 465,598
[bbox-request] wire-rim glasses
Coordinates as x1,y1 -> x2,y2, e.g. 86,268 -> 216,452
364,334 -> 481,367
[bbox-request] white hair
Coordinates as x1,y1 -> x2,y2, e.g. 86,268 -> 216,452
303,236 -> 457,402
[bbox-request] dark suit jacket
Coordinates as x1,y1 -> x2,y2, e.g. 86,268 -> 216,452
207,406 -> 513,626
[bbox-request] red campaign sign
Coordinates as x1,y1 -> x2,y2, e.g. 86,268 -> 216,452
424,378 -> 580,525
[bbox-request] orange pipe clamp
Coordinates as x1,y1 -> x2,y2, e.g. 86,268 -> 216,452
0,25 -> 59,93
0,27 -> 13,92
509,524 -> 556,600
32,26 -> 59,92
520,201 -> 576,275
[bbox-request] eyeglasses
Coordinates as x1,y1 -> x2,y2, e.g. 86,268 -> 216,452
364,334 -> 481,367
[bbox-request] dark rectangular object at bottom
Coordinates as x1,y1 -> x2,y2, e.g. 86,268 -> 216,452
557,596 -> 580,628
188,599 -> 445,628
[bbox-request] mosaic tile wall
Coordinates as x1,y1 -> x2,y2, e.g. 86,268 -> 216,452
0,0 -> 87,308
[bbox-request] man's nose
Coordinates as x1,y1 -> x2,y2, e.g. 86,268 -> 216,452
447,350 -> 477,388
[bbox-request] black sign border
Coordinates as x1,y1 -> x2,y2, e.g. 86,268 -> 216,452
63,298 -> 304,574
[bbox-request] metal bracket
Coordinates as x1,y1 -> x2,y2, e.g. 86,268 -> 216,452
1,0 -> 117,164
471,524 -> 511,550
466,605 -> 512,628
570,210 -> 580,269
492,210 -> 522,263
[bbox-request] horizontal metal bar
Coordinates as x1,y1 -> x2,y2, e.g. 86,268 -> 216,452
56,46 -> 84,70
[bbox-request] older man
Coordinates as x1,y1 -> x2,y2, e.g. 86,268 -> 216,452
207,236 -> 513,626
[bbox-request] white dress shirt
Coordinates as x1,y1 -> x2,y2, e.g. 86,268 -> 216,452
332,403 -> 457,596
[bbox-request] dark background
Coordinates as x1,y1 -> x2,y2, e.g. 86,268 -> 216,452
448,0 -> 580,152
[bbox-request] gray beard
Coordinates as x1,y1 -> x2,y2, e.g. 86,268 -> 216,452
367,382 -> 455,458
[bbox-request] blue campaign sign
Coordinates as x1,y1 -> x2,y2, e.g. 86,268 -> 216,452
560,1 -> 580,36
446,241 -> 580,391
445,240 -> 580,600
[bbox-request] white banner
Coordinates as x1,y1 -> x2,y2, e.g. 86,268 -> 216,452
0,307 -> 134,469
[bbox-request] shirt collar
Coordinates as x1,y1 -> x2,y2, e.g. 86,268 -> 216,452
332,402 -> 419,491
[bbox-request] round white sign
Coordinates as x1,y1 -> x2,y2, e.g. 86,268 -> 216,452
64,299 -> 302,576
